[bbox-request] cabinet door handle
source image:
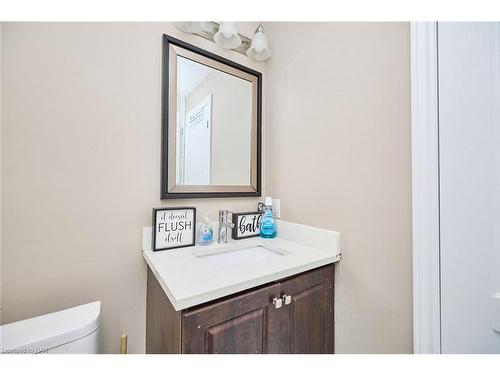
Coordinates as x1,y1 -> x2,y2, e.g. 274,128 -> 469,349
283,294 -> 292,305
273,297 -> 283,309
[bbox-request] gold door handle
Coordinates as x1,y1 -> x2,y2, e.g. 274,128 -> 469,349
120,334 -> 128,354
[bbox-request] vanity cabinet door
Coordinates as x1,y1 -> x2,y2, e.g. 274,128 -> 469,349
281,264 -> 334,354
181,283 -> 285,354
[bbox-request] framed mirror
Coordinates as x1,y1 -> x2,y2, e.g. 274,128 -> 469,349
161,35 -> 262,199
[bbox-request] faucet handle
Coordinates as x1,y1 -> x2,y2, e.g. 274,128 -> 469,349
218,209 -> 234,222
218,209 -> 226,222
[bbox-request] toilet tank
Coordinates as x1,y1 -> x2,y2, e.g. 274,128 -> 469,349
0,301 -> 101,354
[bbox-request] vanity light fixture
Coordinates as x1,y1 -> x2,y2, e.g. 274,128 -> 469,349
173,22 -> 206,34
172,21 -> 271,61
246,24 -> 271,62
213,22 -> 242,49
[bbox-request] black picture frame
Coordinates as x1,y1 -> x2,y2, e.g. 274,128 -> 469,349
152,207 -> 196,251
231,211 -> 263,240
160,34 -> 262,199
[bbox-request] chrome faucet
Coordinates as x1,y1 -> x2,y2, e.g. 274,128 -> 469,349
218,209 -> 234,244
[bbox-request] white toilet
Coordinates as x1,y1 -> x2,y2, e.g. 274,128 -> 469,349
0,301 -> 101,354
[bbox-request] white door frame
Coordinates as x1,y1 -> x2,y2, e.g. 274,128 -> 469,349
410,22 -> 442,354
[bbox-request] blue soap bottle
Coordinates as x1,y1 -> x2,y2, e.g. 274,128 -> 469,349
260,197 -> 276,239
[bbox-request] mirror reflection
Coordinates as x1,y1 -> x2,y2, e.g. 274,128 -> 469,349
176,56 -> 253,186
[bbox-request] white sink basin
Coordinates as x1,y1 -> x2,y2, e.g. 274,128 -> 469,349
192,243 -> 290,265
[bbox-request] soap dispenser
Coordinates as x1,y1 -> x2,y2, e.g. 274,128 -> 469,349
260,197 -> 277,239
198,212 -> 214,246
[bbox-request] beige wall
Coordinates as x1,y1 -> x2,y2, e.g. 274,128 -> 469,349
264,22 -> 412,353
0,22 -> 2,325
1,22 -> 412,354
0,22 -> 264,353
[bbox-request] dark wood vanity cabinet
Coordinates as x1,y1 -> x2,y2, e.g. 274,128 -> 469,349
281,265 -> 335,354
146,264 -> 334,354
182,283 -> 281,354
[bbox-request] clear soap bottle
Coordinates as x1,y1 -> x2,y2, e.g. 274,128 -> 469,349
198,213 -> 214,245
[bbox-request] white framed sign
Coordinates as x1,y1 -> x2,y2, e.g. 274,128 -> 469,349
232,211 -> 262,240
152,207 -> 196,251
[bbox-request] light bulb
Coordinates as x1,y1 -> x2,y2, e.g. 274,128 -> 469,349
213,22 -> 242,50
247,24 -> 271,61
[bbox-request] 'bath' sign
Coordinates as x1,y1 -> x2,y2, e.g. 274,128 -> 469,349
152,207 -> 196,251
232,211 -> 263,240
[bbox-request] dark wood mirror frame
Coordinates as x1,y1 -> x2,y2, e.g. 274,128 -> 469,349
160,34 -> 262,199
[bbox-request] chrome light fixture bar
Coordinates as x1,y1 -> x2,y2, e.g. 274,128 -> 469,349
175,21 -> 252,56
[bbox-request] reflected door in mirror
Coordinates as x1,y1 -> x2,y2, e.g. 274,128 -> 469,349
176,56 -> 252,186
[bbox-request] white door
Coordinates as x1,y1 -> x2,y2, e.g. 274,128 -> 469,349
438,22 -> 500,353
183,95 -> 212,185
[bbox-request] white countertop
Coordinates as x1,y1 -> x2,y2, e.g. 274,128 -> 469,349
142,220 -> 341,311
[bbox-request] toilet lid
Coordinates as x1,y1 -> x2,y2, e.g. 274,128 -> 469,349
0,301 -> 100,354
